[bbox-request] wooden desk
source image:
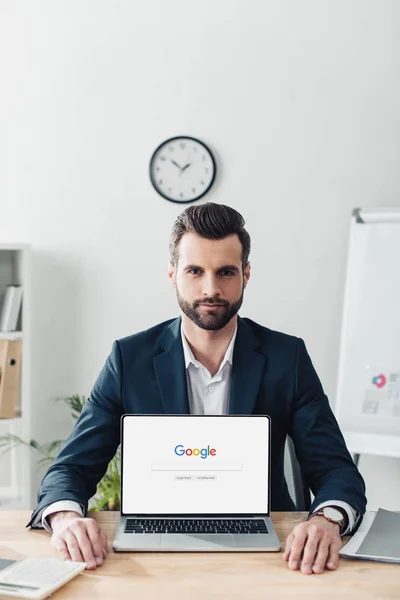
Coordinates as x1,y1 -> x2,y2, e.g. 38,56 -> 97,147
0,511 -> 398,599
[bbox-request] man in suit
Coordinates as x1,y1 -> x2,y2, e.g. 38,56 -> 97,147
29,203 -> 366,575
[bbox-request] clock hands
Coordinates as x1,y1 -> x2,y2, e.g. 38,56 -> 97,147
171,159 -> 183,170
170,158 -> 192,176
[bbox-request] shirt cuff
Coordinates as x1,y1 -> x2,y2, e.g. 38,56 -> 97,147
38,501 -> 84,533
312,500 -> 358,535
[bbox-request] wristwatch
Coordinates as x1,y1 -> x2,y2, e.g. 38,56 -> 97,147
307,506 -> 348,534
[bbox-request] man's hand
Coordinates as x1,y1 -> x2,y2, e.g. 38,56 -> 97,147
49,511 -> 108,570
282,516 -> 342,575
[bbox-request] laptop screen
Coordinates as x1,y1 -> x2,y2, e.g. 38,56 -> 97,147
121,415 -> 270,516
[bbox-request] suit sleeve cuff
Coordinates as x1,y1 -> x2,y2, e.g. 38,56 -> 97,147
312,500 -> 358,536
39,501 -> 84,533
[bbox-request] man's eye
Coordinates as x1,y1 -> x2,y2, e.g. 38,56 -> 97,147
188,269 -> 201,275
220,270 -> 234,277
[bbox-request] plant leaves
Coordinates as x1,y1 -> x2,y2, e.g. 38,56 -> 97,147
1,394 -> 121,511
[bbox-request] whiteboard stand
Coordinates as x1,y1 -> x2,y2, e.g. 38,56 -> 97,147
335,208 -> 400,472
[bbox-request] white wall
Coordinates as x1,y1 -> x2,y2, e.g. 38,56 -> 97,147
1,0 -> 399,509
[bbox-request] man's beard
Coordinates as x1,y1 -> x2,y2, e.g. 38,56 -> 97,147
176,287 -> 244,331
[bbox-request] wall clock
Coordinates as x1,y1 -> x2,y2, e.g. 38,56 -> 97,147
149,136 -> 216,203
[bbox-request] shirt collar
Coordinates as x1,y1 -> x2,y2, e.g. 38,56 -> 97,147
181,324 -> 237,372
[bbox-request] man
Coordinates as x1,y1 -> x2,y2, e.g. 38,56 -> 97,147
28,203 -> 366,575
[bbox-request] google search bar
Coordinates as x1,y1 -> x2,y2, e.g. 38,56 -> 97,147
151,463 -> 242,471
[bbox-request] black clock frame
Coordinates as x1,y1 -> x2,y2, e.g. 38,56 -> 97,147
149,135 -> 217,204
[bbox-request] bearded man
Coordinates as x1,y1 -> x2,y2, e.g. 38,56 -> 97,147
29,202 -> 366,576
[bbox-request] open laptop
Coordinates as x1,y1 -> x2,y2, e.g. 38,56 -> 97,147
113,414 -> 281,552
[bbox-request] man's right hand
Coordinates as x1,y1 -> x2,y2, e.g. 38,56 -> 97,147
49,511 -> 108,570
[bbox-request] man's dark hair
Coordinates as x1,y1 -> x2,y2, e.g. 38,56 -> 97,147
169,202 -> 251,269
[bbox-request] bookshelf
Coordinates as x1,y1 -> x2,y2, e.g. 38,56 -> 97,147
0,245 -> 31,509
0,332 -> 23,341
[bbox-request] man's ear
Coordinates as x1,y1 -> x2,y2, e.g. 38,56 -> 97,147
243,262 -> 251,288
168,260 -> 177,286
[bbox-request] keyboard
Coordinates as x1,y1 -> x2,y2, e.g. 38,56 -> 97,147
125,518 -> 269,534
0,557 -> 86,599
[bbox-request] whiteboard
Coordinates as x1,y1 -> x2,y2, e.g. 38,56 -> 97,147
335,208 -> 400,457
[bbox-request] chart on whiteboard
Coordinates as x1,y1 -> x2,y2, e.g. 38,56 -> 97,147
362,371 -> 400,418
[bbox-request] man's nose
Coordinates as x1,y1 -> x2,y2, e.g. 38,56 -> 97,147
201,273 -> 221,297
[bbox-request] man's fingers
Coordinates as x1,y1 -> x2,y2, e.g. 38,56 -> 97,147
63,530 -> 86,565
85,520 -> 106,562
326,538 -> 342,570
50,517 -> 107,569
69,523 -> 100,568
284,520 -> 342,575
298,525 -> 320,574
311,540 -> 330,574
287,527 -> 308,570
52,538 -> 71,562
282,533 -> 294,561
99,529 -> 109,556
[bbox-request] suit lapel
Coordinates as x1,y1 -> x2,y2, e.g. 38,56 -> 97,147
153,317 -> 190,414
229,317 -> 266,415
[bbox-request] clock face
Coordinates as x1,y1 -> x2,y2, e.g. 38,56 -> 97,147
149,136 -> 216,203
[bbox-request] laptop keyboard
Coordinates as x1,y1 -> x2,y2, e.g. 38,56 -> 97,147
125,519 -> 268,534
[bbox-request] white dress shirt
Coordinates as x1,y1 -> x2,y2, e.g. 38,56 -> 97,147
182,324 -> 237,416
35,325 -> 357,534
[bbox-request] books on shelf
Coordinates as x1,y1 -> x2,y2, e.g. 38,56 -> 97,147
0,285 -> 23,332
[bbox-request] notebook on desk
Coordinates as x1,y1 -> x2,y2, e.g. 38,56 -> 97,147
340,509 -> 400,564
0,557 -> 86,599
113,414 -> 281,552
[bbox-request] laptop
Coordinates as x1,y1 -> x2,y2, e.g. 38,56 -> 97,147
113,414 -> 281,552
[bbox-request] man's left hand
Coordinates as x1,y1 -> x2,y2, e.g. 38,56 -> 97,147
282,516 -> 342,575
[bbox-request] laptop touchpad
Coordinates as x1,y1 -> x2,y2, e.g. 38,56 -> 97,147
160,534 -> 235,549
130,534 -> 162,548
233,534 -> 269,548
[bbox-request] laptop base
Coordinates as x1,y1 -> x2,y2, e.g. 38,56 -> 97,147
113,516 -> 281,552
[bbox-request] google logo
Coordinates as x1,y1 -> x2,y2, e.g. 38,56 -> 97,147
174,445 -> 216,459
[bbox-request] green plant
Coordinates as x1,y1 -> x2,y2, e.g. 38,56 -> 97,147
0,394 -> 121,511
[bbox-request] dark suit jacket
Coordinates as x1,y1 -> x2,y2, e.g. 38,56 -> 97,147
29,317 -> 366,526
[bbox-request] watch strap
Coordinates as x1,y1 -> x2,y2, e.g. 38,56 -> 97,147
332,506 -> 349,534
